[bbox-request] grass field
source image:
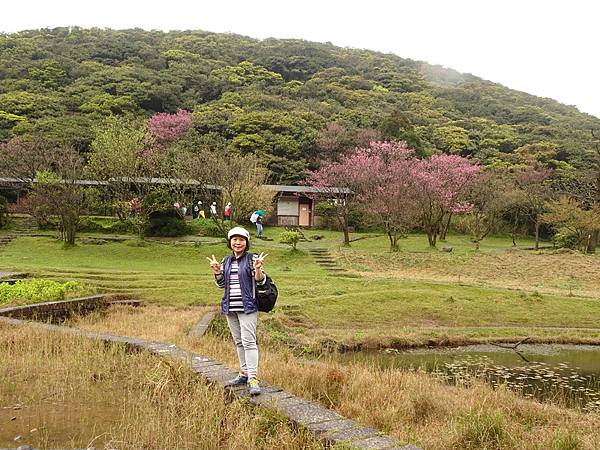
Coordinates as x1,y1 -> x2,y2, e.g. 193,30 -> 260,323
3,227 -> 600,449
1,229 -> 600,348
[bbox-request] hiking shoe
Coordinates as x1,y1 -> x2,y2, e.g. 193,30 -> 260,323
226,373 -> 248,387
248,377 -> 261,396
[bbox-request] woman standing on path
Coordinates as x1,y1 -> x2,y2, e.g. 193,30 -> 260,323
207,227 -> 267,395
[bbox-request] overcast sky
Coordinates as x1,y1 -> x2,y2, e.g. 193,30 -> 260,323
2,0 -> 599,118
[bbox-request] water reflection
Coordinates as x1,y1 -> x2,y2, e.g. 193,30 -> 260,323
334,344 -> 600,411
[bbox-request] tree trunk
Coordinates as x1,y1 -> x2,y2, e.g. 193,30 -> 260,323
63,215 -> 77,246
388,231 -> 399,252
586,230 -> 599,254
342,226 -> 350,246
439,212 -> 453,241
534,220 -> 540,250
338,215 -> 350,246
427,229 -> 437,247
511,215 -> 519,246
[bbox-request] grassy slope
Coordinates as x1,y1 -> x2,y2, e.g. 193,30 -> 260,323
1,229 -> 600,347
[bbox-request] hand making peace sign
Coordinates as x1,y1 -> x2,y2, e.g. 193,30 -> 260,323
253,252 -> 268,271
206,254 -> 221,274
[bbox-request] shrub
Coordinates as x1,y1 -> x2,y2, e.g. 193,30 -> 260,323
552,231 -> 580,250
77,216 -> 105,232
188,218 -> 229,238
104,219 -> 136,234
76,216 -> 136,234
314,201 -> 370,232
144,210 -> 187,237
0,279 -> 80,306
280,230 -> 301,250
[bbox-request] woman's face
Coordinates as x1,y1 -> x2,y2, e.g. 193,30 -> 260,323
230,236 -> 247,254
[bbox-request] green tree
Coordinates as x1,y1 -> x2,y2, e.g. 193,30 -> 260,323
28,61 -> 68,88
515,165 -> 554,250
463,170 -> 511,250
86,116 -> 149,219
203,151 -> 276,237
30,147 -> 87,246
80,93 -> 141,115
543,196 -> 600,252
431,125 -> 472,154
213,61 -> 284,88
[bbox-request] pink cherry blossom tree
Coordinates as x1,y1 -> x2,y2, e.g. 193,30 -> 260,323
411,154 -> 480,247
305,154 -> 362,246
351,141 -> 418,251
308,144 -> 480,249
148,109 -> 193,145
308,140 -> 418,249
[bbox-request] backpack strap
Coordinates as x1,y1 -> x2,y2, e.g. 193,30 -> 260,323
249,252 -> 256,299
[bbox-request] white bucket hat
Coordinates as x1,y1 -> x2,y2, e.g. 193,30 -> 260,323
227,227 -> 250,249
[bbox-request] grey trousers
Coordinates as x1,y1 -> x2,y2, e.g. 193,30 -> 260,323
226,312 -> 259,378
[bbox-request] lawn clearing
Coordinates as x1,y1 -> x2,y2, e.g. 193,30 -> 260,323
1,232 -> 600,348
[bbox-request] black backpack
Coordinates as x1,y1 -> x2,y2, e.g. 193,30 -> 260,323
256,274 -> 278,312
251,253 -> 278,312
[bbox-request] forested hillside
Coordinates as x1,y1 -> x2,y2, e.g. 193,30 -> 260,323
0,27 -> 598,182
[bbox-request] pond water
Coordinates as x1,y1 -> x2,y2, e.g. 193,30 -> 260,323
332,344 -> 600,411
0,399 -> 117,448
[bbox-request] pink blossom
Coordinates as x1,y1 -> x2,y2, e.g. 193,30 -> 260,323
148,110 -> 193,144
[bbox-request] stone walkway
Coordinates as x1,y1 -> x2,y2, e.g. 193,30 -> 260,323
0,272 -> 28,279
1,310 -> 420,450
0,271 -> 29,284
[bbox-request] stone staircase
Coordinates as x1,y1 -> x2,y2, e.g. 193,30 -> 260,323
0,235 -> 15,247
308,248 -> 347,274
10,215 -> 38,235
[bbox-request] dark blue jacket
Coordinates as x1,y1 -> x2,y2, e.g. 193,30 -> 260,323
218,252 -> 258,314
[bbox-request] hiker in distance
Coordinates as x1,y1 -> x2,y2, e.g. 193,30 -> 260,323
207,227 -> 268,396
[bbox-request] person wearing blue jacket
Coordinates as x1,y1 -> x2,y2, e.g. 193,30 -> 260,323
207,227 -> 268,395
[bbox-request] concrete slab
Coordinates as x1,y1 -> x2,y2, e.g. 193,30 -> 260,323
248,389 -> 295,406
271,396 -> 344,426
302,417 -> 358,436
321,422 -> 381,442
188,311 -> 216,338
202,368 -> 239,385
348,435 -> 401,449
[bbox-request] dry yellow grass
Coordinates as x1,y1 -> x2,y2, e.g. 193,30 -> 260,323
0,321 -> 325,450
342,247 -> 600,298
74,306 -> 600,449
